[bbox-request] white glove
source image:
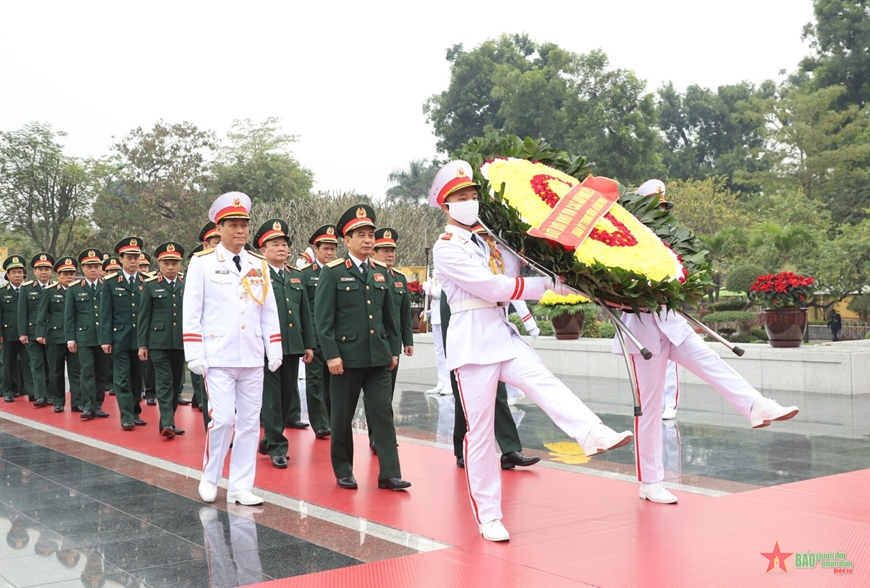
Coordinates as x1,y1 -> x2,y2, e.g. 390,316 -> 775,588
552,277 -> 581,297
528,326 -> 541,339
188,358 -> 209,376
268,359 -> 283,372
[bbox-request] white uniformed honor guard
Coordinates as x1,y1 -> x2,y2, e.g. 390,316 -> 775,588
614,180 -> 800,505
183,192 -> 283,506
430,160 -> 634,542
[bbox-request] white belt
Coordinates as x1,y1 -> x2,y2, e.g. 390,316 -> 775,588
449,299 -> 507,313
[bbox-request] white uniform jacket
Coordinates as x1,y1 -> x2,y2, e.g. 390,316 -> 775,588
612,309 -> 695,356
182,243 -> 282,367
432,225 -> 553,370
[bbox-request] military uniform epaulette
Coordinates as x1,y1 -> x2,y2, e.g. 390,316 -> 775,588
144,275 -> 160,283
22,280 -> 34,287
104,272 -> 119,280
326,258 -> 346,268
371,259 -> 387,268
194,248 -> 215,257
47,281 -> 56,288
53,283 -> 65,290
70,280 -> 81,287
391,268 -> 406,277
248,251 -> 266,261
297,263 -> 312,271
287,266 -> 303,274
440,232 -> 454,241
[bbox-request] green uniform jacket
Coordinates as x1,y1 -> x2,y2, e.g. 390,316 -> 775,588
0,285 -> 23,340
100,273 -> 144,351
299,262 -> 323,345
388,269 -> 414,348
137,274 -> 184,350
18,281 -> 52,338
64,279 -> 103,347
36,284 -> 70,344
314,256 -> 400,368
270,266 -> 315,355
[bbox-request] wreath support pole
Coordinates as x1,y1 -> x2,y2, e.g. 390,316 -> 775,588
677,310 -> 745,357
602,306 -> 644,417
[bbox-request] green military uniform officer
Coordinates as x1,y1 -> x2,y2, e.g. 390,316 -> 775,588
254,219 -> 316,468
314,204 -> 410,491
299,224 -> 339,438
100,255 -> 119,397
1,255 -> 34,402
36,257 -> 82,412
64,249 -> 110,418
100,236 -> 148,431
139,252 -> 158,406
18,252 -> 56,407
366,228 -> 414,452
138,242 -> 186,438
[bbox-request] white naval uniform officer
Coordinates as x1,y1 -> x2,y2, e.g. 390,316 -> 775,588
422,277 -> 451,394
613,180 -> 800,505
183,191 -> 283,506
430,160 -> 633,543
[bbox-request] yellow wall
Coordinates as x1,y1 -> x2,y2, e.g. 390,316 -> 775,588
810,295 -> 862,321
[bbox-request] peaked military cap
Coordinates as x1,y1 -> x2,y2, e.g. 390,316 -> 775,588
138,252 -> 152,266
2,255 -> 26,272
79,249 -> 103,266
31,252 -> 55,269
115,236 -> 144,256
254,219 -> 290,248
188,243 -> 204,259
199,221 -> 219,243
154,241 -> 184,261
102,256 -> 121,272
308,224 -> 339,246
209,191 -> 251,223
337,204 -> 376,237
429,160 -> 480,208
374,227 -> 398,249
54,256 -> 78,273
635,179 -> 672,210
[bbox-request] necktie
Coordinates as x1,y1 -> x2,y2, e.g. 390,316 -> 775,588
278,269 -> 284,278
41,284 -> 46,290
233,255 -> 242,272
91,283 -> 96,295
471,234 -> 485,252
360,263 -> 367,277
129,276 -> 135,287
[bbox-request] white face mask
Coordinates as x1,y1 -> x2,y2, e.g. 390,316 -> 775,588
447,199 -> 479,226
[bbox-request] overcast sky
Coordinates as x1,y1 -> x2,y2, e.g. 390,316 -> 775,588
1,1 -> 816,199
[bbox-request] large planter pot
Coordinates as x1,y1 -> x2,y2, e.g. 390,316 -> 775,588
551,312 -> 585,340
762,308 -> 808,348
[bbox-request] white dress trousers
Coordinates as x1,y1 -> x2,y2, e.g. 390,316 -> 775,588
663,360 -> 679,412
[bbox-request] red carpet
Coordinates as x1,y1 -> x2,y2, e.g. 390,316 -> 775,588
2,396 -> 867,587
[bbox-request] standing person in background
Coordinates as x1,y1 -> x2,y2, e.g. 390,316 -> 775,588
299,225 -> 338,439
36,257 -> 81,413
422,276 -> 450,395
18,253 -> 55,408
184,192 -> 282,506
65,249 -> 110,419
827,309 -> 842,342
138,242 -> 187,439
253,219 -> 315,469
1,255 -> 33,403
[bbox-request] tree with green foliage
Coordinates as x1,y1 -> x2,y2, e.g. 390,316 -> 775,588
846,294 -> 870,322
212,117 -> 313,204
386,158 -> 441,203
750,222 -> 816,270
0,122 -> 97,257
666,177 -> 747,236
700,227 -> 747,301
726,264 -> 766,295
424,35 -> 661,182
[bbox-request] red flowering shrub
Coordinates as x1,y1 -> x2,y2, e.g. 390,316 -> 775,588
407,280 -> 424,305
749,272 -> 815,309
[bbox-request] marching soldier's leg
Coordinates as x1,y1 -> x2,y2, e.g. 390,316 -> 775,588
494,381 -> 523,454
170,350 -> 184,415
284,365 -> 303,427
130,352 -> 144,417
94,349 -> 109,411
151,349 -> 175,433
259,358 -> 287,459
46,344 -> 65,409
112,350 -> 135,426
25,341 -> 49,403
362,366 -> 401,481
367,357 -> 400,447
451,370 -> 465,460
143,358 -> 156,404
330,368 -> 365,479
77,346 -> 98,414
2,345 -> 16,401
16,343 -> 34,401
67,348 -> 82,410
304,347 -> 330,434
191,371 -> 204,406
105,356 -> 114,395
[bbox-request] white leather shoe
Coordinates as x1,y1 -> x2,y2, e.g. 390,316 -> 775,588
479,519 -> 510,542
662,407 -> 677,420
582,423 -> 633,457
750,398 -> 799,429
438,386 -> 452,395
227,489 -> 265,506
198,478 -> 218,503
639,482 -> 679,504
426,385 -> 444,394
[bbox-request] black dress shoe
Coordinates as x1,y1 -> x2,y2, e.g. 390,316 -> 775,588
146,398 -> 157,406
133,417 -> 147,426
107,389 -> 115,395
4,396 -> 14,403
337,476 -> 358,489
80,411 -> 95,420
271,455 -> 288,469
456,456 -> 465,469
369,440 -> 377,455
501,451 -> 541,470
71,406 -> 84,413
258,444 -> 269,456
53,405 -> 64,413
160,426 -> 176,438
191,399 -> 200,409
94,409 -> 109,418
287,421 -> 310,429
121,422 -> 135,430
34,398 -> 50,408
177,397 -> 191,406
314,428 -> 331,439
172,426 -> 185,435
378,478 -> 411,491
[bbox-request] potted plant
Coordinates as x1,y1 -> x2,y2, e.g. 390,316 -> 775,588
532,291 -> 595,340
407,280 -> 425,331
749,272 -> 815,347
